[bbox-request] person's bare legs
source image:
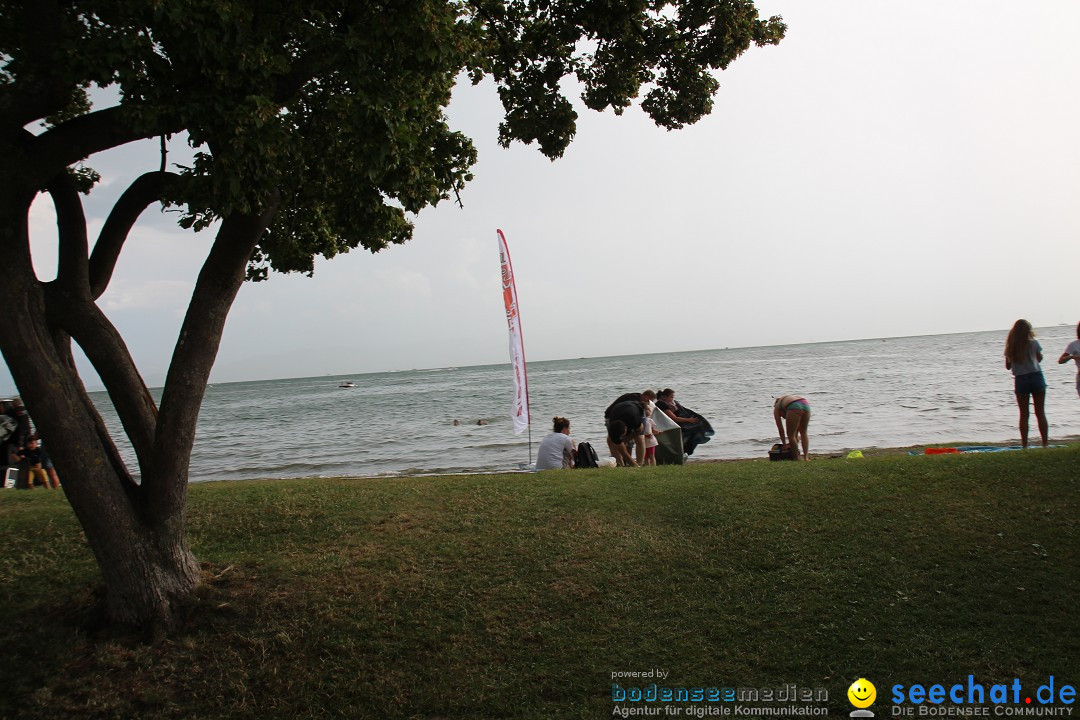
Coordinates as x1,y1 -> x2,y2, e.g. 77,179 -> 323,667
633,434 -> 645,465
1015,392 -> 1030,448
786,410 -> 809,461
1032,390 -> 1048,448
798,411 -> 810,460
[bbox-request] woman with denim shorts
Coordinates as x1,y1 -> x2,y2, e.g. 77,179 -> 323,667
1004,319 -> 1048,448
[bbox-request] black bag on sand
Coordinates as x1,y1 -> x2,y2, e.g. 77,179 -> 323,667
576,442 -> 599,468
769,443 -> 798,461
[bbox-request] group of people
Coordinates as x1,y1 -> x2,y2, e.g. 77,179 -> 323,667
534,388 -> 716,470
1,398 -> 60,490
1005,319 -> 1080,449
5,323 -> 1073,482
604,388 -> 717,467
535,319 -> 1080,470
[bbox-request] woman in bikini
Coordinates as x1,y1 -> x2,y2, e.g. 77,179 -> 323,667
773,395 -> 811,461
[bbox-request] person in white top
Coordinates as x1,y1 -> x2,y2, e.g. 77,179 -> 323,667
535,416 -> 576,470
641,403 -> 659,466
1058,322 -> 1080,399
1004,319 -> 1048,448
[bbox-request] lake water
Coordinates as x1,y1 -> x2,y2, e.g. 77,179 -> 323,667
92,326 -> 1080,482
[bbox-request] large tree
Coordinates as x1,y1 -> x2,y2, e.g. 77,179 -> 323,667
0,0 -> 784,632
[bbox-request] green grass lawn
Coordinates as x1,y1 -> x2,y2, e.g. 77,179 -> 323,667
1,447 -> 1078,719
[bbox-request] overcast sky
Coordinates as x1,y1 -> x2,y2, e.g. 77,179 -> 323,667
4,0 -> 1080,394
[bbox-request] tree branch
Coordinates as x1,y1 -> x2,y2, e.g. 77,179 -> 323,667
45,172 -> 90,293
0,84 -> 69,135
0,214 -> 141,502
90,171 -> 177,300
43,173 -> 158,476
147,196 -> 281,524
44,282 -> 159,478
466,0 -> 520,73
45,320 -> 142,500
28,107 -> 181,192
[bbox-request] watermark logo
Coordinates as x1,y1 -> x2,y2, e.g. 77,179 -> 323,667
609,671 -> 830,717
890,676 -> 1076,716
850,679 -> 878,718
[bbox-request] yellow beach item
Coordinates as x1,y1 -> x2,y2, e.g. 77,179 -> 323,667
846,450 -> 864,459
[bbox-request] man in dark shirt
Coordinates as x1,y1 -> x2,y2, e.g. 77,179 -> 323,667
605,397 -> 647,467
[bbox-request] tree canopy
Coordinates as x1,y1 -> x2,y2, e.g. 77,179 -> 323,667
0,0 -> 784,629
3,0 -> 784,274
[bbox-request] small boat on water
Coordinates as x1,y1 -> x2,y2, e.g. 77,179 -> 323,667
338,381 -> 356,388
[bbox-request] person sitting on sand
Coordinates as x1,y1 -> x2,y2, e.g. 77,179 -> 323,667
535,416 -> 577,470
1058,321 -> 1080,400
773,395 -> 811,461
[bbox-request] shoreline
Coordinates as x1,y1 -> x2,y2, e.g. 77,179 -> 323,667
188,435 -> 1079,485
83,328 -> 1080,486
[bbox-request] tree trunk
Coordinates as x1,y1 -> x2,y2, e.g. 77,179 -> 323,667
0,201 -> 200,630
0,179 -> 274,633
1,11 -> 277,634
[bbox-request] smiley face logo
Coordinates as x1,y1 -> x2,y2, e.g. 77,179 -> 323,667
848,678 -> 876,708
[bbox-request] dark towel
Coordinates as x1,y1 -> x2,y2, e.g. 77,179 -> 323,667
669,405 -> 714,456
